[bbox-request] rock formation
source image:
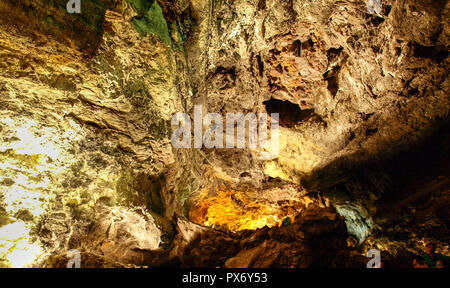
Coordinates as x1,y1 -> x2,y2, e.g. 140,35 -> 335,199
0,0 -> 448,268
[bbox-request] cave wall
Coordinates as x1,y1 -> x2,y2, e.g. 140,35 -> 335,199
0,0 -> 448,267
0,0 -> 191,267
183,0 -> 448,217
181,0 -> 449,253
185,0 -> 448,183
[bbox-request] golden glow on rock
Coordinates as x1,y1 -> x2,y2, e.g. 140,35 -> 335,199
189,189 -> 298,231
263,127 -> 328,184
264,161 -> 291,182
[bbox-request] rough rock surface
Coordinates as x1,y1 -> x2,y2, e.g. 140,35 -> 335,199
173,203 -> 354,268
0,0 -> 448,267
183,0 -> 450,260
0,0 -> 187,267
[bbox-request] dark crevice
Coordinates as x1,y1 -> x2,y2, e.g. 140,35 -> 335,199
383,4 -> 392,16
264,98 -> 318,127
301,38 -> 314,52
323,66 -> 341,97
257,0 -> 266,11
412,42 -> 449,63
256,54 -> 264,77
327,47 -> 343,62
369,16 -> 385,27
365,127 -> 378,136
288,40 -> 302,57
274,64 -> 283,74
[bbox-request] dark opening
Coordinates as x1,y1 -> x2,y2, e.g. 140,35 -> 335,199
368,16 -> 385,27
412,43 -> 448,63
264,98 -> 316,127
288,40 -> 302,57
257,0 -> 266,11
301,38 -> 314,52
323,67 -> 340,97
327,47 -> 343,62
257,54 -> 264,77
383,5 -> 392,16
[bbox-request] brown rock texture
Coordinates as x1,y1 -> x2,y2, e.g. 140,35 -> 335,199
0,0 -> 448,267
0,0 -> 188,267
175,203 -> 352,268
